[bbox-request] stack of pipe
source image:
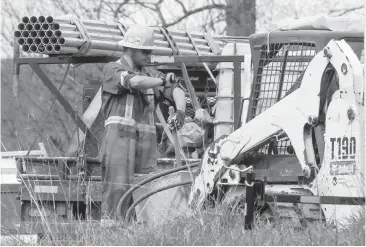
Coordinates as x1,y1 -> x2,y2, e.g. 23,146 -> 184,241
14,15 -> 227,57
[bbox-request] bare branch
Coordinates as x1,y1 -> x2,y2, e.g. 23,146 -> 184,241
329,5 -> 364,16
174,0 -> 188,14
165,4 -> 226,27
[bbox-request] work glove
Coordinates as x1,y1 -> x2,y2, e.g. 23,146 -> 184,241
168,109 -> 185,131
161,73 -> 177,88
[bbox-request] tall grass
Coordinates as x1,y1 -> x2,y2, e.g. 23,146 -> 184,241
2,204 -> 365,246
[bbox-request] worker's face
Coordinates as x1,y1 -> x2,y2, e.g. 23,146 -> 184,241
130,48 -> 153,67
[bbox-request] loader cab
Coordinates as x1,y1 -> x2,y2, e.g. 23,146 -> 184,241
245,28 -> 363,181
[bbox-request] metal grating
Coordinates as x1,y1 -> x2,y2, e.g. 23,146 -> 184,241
249,42 -> 317,154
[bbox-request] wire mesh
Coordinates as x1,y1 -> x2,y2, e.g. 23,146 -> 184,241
249,42 -> 317,154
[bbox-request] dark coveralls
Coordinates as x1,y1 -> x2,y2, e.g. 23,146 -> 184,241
99,57 -> 182,220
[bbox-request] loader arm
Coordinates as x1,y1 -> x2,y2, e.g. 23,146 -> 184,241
189,39 -> 364,209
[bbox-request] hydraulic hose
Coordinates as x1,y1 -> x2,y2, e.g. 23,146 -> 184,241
116,162 -> 200,221
125,181 -> 193,222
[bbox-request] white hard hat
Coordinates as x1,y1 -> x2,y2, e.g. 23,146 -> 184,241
119,25 -> 155,50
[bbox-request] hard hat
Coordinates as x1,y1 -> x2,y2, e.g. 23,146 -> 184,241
119,25 -> 155,50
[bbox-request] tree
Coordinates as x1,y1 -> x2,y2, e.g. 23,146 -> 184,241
1,0 -> 365,154
226,0 -> 255,36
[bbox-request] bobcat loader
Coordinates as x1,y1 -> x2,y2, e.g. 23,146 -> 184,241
189,17 -> 365,228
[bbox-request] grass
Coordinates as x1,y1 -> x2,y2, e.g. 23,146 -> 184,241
2,204 -> 365,246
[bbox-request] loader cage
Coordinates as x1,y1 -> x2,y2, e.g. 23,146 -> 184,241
247,30 -> 364,155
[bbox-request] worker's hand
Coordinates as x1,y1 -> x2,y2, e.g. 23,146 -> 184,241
161,73 -> 176,88
168,109 -> 185,130
194,108 -> 213,125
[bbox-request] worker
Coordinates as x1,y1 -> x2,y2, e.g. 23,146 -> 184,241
99,24 -> 186,223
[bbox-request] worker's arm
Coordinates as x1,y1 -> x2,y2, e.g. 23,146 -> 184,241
172,87 -> 186,112
129,75 -> 163,90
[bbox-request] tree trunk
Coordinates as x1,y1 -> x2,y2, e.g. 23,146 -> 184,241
225,0 -> 256,36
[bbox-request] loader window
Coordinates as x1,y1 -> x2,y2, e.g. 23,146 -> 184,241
250,42 -> 316,154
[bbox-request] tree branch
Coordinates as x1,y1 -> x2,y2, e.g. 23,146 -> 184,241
164,4 -> 226,27
329,5 -> 364,16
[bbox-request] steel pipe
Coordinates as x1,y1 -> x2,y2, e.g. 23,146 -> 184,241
54,17 -> 123,29
50,37 -> 57,44
25,24 -> 33,31
54,44 -> 61,52
30,44 -> 37,52
34,23 -> 41,31
38,30 -> 46,38
46,30 -> 54,38
37,45 -> 45,53
42,23 -> 49,30
46,16 -> 53,24
17,38 -> 25,45
22,16 -> 29,24
18,23 -> 25,31
22,45 -> 30,52
38,16 -> 46,23
26,38 -> 33,45
46,44 -> 54,52
14,31 -> 22,38
34,38 -> 42,45
41,37 -> 49,45
21,31 -> 29,38
30,16 -> 38,24
30,31 -> 38,38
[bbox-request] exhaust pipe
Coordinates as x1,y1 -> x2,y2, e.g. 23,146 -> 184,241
14,31 -> 22,38
18,23 -> 25,31
38,16 -> 45,23
30,31 -> 38,38
42,23 -> 49,30
30,16 -> 38,24
34,23 -> 41,31
17,38 -> 25,45
46,30 -> 53,38
30,44 -> 38,52
22,45 -> 30,52
22,16 -> 29,24
26,38 -> 33,45
46,44 -> 54,52
25,24 -> 33,31
50,37 -> 57,44
21,31 -> 29,38
46,16 -> 53,24
38,30 -> 46,38
37,45 -> 45,53
34,38 -> 42,45
42,37 -> 49,44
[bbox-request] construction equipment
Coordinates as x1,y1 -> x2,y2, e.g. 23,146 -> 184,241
10,15 -> 247,234
189,18 -> 365,228
9,14 -> 365,236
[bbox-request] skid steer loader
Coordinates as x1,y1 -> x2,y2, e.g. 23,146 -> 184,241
189,18 -> 365,228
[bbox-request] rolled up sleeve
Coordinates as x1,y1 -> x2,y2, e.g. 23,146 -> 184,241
102,63 -> 137,94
